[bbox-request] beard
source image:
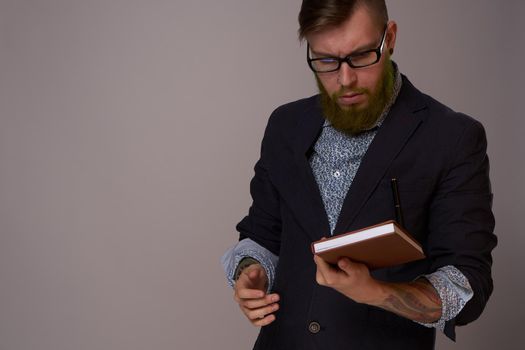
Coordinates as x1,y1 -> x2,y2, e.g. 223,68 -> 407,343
316,59 -> 395,136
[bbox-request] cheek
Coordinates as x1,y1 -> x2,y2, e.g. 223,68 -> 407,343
318,75 -> 339,95
361,66 -> 385,93
362,79 -> 378,94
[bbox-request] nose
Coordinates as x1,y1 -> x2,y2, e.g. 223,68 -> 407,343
337,61 -> 357,87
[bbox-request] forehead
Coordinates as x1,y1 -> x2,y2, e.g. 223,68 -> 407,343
307,6 -> 382,56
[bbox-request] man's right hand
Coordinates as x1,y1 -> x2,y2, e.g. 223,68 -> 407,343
233,263 -> 280,327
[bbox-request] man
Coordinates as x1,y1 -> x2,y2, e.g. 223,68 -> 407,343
221,1 -> 496,349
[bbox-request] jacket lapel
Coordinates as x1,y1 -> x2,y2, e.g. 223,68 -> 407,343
287,98 -> 332,241
333,77 -> 427,235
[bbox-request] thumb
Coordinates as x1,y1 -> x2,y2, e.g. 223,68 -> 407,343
244,265 -> 268,290
240,264 -> 264,281
337,257 -> 354,274
245,267 -> 260,281
244,263 -> 262,277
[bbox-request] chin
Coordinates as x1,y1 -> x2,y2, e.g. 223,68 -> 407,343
338,103 -> 366,112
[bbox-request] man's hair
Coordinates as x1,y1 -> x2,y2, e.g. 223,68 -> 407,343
298,0 -> 389,40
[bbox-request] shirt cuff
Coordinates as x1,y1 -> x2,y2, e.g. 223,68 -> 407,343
417,265 -> 474,332
220,238 -> 279,292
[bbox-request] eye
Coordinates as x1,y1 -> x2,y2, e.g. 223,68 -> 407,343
309,56 -> 340,72
315,58 -> 338,67
350,51 -> 377,66
319,57 -> 338,63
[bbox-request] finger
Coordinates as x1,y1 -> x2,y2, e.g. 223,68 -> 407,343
316,267 -> 326,286
314,254 -> 342,285
314,254 -> 335,271
242,293 -> 279,309
235,288 -> 266,300
244,302 -> 279,321
252,313 -> 276,327
314,254 -> 333,276
313,255 -> 326,284
320,255 -> 348,275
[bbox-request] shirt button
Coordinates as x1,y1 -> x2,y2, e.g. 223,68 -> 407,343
308,321 -> 321,334
333,171 -> 341,178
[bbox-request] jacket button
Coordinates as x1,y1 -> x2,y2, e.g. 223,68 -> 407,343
308,321 -> 321,334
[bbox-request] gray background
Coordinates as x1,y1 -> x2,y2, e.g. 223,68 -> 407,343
0,0 -> 522,349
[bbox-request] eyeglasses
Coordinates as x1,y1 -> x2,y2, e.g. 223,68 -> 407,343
307,26 -> 388,73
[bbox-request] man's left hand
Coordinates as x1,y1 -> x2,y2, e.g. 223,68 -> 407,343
313,254 -> 385,305
314,253 -> 443,323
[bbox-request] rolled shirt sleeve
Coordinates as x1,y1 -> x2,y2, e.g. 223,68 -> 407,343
417,265 -> 473,332
221,238 -> 279,292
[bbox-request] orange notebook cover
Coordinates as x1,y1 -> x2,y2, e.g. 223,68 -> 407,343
311,220 -> 425,269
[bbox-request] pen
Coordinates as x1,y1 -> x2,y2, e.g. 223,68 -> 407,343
391,178 -> 405,228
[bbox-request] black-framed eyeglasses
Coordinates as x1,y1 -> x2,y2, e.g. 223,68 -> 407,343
307,26 -> 388,73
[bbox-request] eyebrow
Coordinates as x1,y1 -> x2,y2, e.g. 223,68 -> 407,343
310,41 -> 378,58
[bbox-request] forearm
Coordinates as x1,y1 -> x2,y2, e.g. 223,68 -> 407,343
373,277 -> 442,324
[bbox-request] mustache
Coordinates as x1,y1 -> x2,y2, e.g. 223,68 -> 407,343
333,87 -> 370,98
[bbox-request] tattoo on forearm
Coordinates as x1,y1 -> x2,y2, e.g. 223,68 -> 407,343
380,278 -> 442,323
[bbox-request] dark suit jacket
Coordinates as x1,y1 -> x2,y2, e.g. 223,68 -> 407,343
237,76 -> 496,349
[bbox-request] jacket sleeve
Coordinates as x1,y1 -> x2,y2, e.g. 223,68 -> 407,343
425,117 -> 497,339
236,111 -> 283,256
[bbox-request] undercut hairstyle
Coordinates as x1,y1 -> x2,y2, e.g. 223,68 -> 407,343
298,0 -> 389,40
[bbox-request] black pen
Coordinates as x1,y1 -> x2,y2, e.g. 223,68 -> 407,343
391,178 -> 405,228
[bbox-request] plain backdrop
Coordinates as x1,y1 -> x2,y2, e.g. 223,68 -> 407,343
0,1 -> 523,349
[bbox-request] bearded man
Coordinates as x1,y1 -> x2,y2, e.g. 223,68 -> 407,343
221,1 -> 496,349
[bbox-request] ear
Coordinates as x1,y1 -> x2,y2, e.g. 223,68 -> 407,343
386,20 -> 397,55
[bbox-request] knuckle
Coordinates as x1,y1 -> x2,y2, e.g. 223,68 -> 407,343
244,310 -> 253,320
